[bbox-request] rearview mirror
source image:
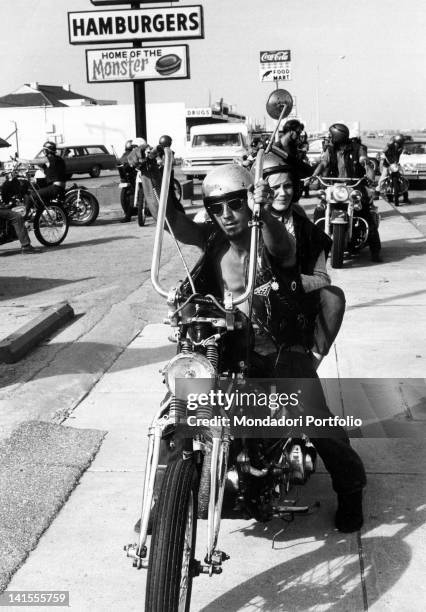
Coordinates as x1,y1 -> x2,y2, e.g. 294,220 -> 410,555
266,89 -> 293,120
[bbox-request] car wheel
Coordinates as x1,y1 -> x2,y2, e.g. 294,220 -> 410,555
89,165 -> 101,178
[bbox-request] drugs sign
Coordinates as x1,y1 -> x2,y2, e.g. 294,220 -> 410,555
69,6 -> 204,44
259,49 -> 292,82
86,45 -> 189,82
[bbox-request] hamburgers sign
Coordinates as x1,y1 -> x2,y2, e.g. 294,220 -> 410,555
68,6 -> 204,44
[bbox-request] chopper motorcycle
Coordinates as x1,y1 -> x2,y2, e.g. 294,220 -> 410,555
119,144 -> 183,227
0,162 -> 69,247
313,177 -> 372,268
2,160 -> 99,226
125,90 -> 321,612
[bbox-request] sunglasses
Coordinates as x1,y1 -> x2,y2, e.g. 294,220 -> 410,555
206,197 -> 247,217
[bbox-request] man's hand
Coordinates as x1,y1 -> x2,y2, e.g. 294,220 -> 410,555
247,180 -> 273,211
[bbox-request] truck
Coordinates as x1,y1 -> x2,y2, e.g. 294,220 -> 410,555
181,123 -> 249,180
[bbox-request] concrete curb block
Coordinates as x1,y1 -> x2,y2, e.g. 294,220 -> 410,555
0,302 -> 75,364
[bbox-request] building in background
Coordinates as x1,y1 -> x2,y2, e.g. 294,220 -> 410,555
0,84 -> 245,161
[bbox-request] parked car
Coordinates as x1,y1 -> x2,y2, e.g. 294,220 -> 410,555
399,141 -> 426,185
306,138 -> 326,168
32,144 -> 117,179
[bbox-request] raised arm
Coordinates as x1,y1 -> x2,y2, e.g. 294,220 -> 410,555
139,161 -> 208,250
250,180 -> 296,267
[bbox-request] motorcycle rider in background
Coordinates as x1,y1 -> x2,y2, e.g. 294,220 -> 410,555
139,160 -> 366,533
312,123 -> 382,262
118,138 -> 146,222
259,151 -> 345,369
376,134 -> 410,205
27,141 -> 67,211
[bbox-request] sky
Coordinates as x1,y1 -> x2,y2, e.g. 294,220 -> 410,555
1,0 -> 425,131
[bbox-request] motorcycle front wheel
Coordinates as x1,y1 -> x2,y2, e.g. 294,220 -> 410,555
65,190 -> 99,225
331,223 -> 346,268
137,189 -> 146,226
33,205 -> 69,246
173,178 -> 183,202
145,458 -> 198,612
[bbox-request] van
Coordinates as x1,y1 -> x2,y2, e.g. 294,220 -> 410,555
181,123 -> 248,180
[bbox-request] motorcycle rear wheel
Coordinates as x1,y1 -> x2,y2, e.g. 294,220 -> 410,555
145,458 -> 198,612
33,205 -> 69,247
173,178 -> 183,202
65,190 -> 99,225
331,224 -> 346,268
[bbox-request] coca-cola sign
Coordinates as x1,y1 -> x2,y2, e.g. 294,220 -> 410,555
260,49 -> 291,63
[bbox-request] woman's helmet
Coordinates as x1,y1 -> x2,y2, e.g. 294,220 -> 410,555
124,139 -> 135,151
43,141 -> 57,154
159,135 -> 172,148
256,151 -> 290,178
329,123 -> 350,145
202,164 -> 252,204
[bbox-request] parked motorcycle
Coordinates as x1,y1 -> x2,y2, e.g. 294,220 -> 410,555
33,167 -> 99,225
1,164 -> 69,247
2,161 -> 99,226
379,161 -> 409,206
123,91 -> 317,612
313,177 -> 371,268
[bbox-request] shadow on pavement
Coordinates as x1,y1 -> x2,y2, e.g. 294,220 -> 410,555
36,235 -> 138,252
0,277 -> 92,301
199,475 -> 425,612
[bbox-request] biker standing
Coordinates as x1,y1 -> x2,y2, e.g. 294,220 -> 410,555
140,161 -> 366,533
312,123 -> 383,262
376,134 -> 410,205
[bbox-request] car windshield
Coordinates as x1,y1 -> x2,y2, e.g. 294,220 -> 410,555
403,142 -> 426,154
193,133 -> 242,147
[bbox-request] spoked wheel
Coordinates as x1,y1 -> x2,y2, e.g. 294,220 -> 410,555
173,178 -> 183,202
137,189 -> 146,226
33,205 -> 69,246
66,190 -> 99,225
145,458 -> 198,612
331,223 -> 346,268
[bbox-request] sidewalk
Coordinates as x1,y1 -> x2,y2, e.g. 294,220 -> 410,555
4,198 -> 426,611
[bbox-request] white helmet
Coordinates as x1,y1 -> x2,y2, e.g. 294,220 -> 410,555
202,164 -> 252,204
133,137 -> 147,147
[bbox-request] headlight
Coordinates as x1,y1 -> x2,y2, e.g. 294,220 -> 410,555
402,164 -> 415,172
332,185 -> 349,202
163,352 -> 216,395
389,163 -> 399,173
181,159 -> 191,167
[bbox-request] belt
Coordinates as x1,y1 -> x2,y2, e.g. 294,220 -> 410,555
53,181 -> 66,188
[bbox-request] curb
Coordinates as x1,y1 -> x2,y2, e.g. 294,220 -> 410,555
0,302 -> 75,364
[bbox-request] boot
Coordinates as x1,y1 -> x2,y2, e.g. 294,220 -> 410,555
335,490 -> 364,533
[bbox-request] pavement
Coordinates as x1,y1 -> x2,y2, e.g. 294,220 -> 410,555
1,195 -> 426,611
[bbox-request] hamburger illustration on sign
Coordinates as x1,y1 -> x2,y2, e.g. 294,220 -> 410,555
155,53 -> 182,76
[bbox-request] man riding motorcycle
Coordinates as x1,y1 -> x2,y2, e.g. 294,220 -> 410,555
312,123 -> 382,262
28,141 -> 67,209
259,151 -> 345,369
118,138 -> 147,222
140,160 -> 366,533
376,134 -> 410,205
